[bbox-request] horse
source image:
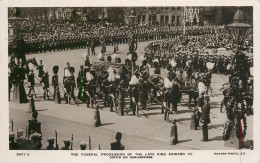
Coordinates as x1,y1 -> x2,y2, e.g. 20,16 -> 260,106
23,57 -> 39,76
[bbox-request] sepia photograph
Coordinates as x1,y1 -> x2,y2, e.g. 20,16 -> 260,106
7,6 -> 254,151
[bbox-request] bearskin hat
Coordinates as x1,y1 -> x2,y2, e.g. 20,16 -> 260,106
116,58 -> 121,63
53,65 -> 59,74
107,56 -> 112,62
125,58 -> 130,65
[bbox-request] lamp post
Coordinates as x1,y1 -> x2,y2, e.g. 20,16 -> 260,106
224,8 -> 252,149
128,9 -> 138,76
226,9 -> 252,51
8,8 -> 28,65
128,9 -> 138,115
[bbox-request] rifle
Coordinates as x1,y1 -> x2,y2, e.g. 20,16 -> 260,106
54,77 -> 78,105
70,134 -> 73,150
55,130 -> 58,149
26,126 -> 28,138
10,119 -> 13,132
34,74 -> 53,96
89,136 -> 91,150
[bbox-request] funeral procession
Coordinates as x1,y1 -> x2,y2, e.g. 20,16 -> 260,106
8,7 -> 253,150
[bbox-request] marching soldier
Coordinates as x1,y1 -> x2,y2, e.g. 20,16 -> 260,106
52,65 -> 59,101
200,95 -> 211,141
139,74 -> 149,111
111,132 -> 125,150
220,83 -> 231,113
27,69 -> 36,97
77,65 -> 85,101
37,60 -> 44,81
129,74 -> 139,116
42,70 -> 50,100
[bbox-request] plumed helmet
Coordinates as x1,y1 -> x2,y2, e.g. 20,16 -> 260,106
53,65 -> 59,74
69,67 -> 75,73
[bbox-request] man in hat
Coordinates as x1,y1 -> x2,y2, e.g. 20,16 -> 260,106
79,141 -> 87,150
45,137 -> 59,150
52,65 -> 59,101
200,96 -> 211,141
111,132 -> 125,150
91,41 -> 95,55
29,133 -> 42,150
67,67 -> 76,104
61,139 -> 71,150
28,111 -> 41,136
37,60 -> 44,81
171,78 -> 181,113
139,74 -> 149,111
9,132 -> 19,150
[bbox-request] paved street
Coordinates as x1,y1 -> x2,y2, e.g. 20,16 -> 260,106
9,41 -> 253,150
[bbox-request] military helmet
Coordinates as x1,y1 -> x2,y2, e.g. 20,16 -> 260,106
69,67 -> 75,73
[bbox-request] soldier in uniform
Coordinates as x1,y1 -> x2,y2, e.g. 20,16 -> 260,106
171,78 -> 181,113
37,60 -> 44,81
219,83 -> 231,113
45,137 -> 59,150
129,74 -> 139,116
91,41 -> 95,55
77,65 -> 85,101
28,111 -> 41,136
52,65 -> 59,101
42,70 -> 50,100
61,139 -> 71,150
9,132 -> 19,150
29,133 -> 42,150
68,67 -> 76,104
79,141 -> 87,150
111,132 -> 125,150
139,74 -> 149,111
27,69 -> 36,97
200,96 -> 211,141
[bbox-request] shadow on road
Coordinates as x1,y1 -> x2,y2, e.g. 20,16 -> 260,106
101,122 -> 115,126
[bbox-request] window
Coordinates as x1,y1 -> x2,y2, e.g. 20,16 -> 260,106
172,16 -> 175,24
142,15 -> 145,22
165,15 -> 169,23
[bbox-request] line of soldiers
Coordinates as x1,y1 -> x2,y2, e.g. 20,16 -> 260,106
9,22 -> 229,55
10,109 -> 125,150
